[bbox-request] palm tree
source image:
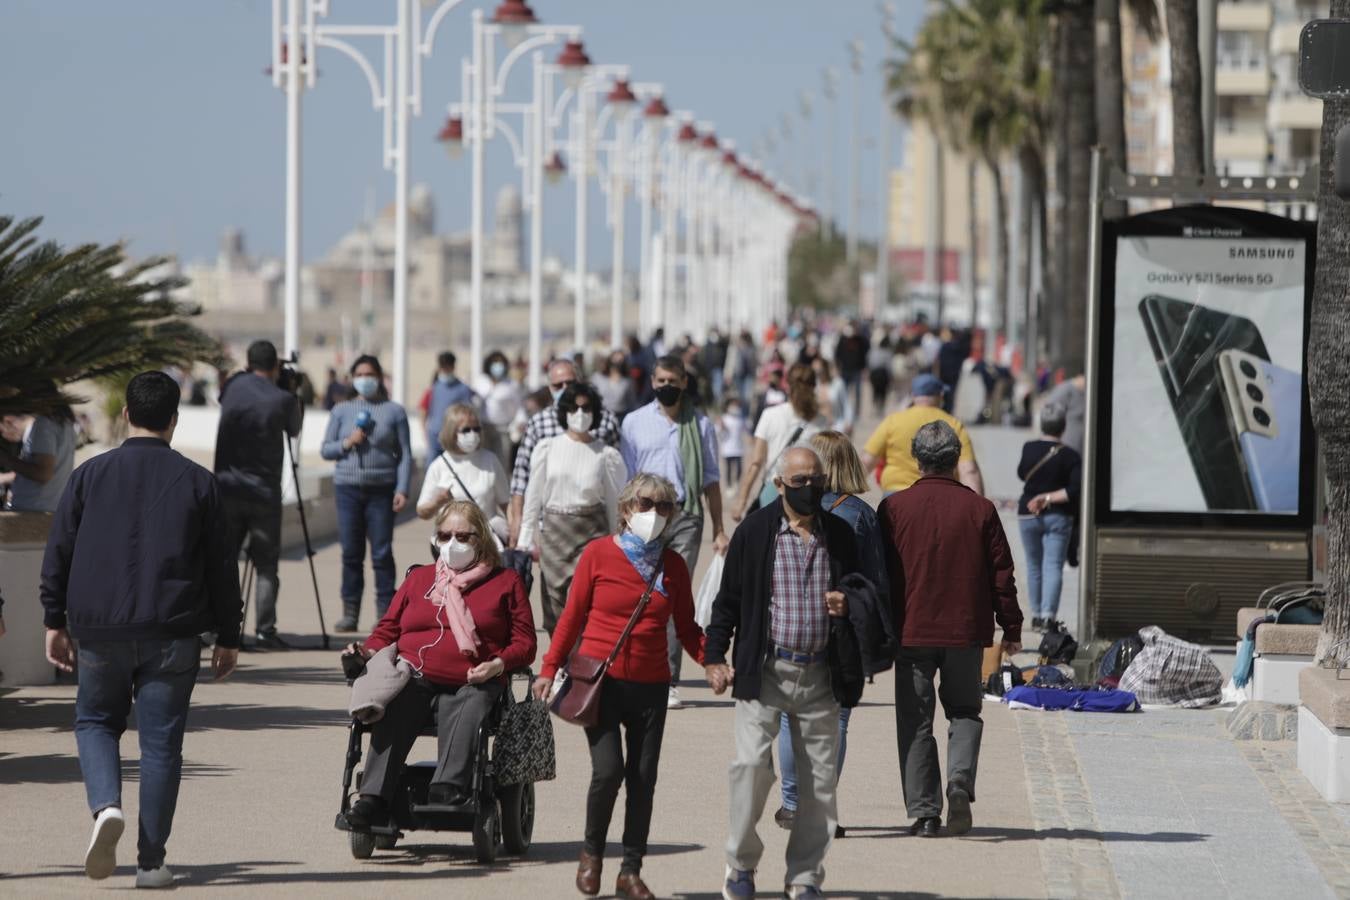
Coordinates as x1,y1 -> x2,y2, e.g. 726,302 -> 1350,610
1165,0 -> 1206,174
1096,0 -> 1160,217
1308,0 -> 1350,665
0,215 -> 224,420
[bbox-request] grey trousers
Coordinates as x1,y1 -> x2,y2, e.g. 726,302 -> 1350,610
727,657 -> 839,889
663,510 -> 703,682
895,646 -> 984,819
223,495 -> 282,638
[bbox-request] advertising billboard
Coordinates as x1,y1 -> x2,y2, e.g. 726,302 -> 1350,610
1096,206 -> 1316,526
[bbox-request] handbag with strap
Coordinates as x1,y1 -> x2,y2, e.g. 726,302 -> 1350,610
439,452 -> 474,501
494,690 -> 557,785
751,422 -> 807,513
1022,444 -> 1062,485
549,555 -> 667,728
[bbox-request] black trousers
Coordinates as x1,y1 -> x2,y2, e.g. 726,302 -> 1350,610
583,678 -> 668,873
360,677 -> 503,802
895,646 -> 984,818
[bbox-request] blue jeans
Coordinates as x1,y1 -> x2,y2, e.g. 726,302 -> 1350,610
777,707 -> 851,811
75,638 -> 200,870
336,483 -> 397,620
1019,512 -> 1074,619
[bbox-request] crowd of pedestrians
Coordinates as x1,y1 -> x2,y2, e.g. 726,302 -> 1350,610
14,312 -> 1108,897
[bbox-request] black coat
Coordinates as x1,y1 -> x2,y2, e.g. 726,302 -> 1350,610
839,572 -> 897,677
706,500 -> 863,704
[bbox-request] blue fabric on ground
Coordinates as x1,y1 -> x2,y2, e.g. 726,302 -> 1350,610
1004,685 -> 1139,712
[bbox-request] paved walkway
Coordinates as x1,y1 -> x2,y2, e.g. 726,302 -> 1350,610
2,424 -> 1348,898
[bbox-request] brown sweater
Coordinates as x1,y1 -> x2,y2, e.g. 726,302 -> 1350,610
878,475 -> 1022,647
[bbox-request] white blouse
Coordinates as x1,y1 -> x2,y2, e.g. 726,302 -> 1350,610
518,435 -> 627,550
418,449 -> 510,540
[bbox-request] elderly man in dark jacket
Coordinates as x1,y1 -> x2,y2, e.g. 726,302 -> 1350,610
705,447 -> 863,900
879,420 -> 1021,839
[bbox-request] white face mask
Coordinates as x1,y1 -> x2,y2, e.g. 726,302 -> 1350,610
457,430 -> 481,453
439,538 -> 476,571
566,409 -> 593,434
628,509 -> 668,543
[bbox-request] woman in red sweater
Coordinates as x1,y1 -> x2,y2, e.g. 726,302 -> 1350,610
344,501 -> 536,827
531,473 -> 705,900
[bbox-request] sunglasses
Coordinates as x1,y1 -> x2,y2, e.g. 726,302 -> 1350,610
635,496 -> 676,517
458,426 -> 482,434
551,378 -> 577,391
436,530 -> 477,543
782,474 -> 827,489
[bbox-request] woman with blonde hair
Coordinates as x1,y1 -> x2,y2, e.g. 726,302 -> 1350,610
417,403 -> 510,546
732,362 -> 827,520
532,473 -> 704,900
773,430 -> 888,838
343,500 -> 536,825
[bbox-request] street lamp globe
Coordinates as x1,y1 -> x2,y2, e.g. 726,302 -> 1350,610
698,132 -> 719,161
676,122 -> 699,146
437,115 -> 465,160
543,150 -> 567,185
492,0 -> 539,49
642,96 -> 669,121
555,39 -> 591,89
606,78 -> 638,120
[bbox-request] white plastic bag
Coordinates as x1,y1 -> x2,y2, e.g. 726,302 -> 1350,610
694,552 -> 725,628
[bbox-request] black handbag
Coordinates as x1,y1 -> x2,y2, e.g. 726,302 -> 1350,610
494,694 -> 556,785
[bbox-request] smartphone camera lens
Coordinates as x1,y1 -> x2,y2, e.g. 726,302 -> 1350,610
1246,383 -> 1265,403
1239,360 -> 1257,379
1253,407 -> 1271,428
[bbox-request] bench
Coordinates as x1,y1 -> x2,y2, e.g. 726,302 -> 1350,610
1234,583 -> 1324,706
1297,664 -> 1350,803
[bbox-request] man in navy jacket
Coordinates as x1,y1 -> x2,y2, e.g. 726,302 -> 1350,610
40,371 -> 242,889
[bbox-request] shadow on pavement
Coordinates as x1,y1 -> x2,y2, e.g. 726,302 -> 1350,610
187,702 -> 346,732
675,892 -> 944,900
219,663 -> 346,688
0,752 -> 232,785
963,825 -> 1210,843
0,696 -> 75,731
522,840 -> 703,864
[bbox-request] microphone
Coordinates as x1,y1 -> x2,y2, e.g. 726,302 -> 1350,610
354,410 -> 374,434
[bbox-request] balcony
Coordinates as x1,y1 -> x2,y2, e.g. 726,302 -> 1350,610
1271,22 -> 1303,55
1216,61 -> 1271,96
1218,2 -> 1273,32
1214,125 -> 1269,161
1270,91 -> 1324,130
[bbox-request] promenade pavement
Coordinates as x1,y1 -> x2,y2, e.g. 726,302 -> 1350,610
3,420 -> 1348,898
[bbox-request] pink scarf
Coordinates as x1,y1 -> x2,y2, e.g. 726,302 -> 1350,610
431,560 -> 491,657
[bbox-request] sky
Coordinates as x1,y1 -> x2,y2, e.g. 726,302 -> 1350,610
2,1 -> 922,268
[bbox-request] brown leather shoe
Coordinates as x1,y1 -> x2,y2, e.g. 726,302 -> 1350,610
575,850 -> 602,896
615,869 -> 655,900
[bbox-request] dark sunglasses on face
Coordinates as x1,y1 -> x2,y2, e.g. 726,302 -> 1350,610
782,474 -> 827,489
436,530 -> 477,543
551,378 -> 577,391
635,496 -> 676,517
458,426 -> 482,434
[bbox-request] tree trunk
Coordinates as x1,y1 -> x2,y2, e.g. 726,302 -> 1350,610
1095,0 -> 1128,218
985,150 -> 1010,341
1018,142 -> 1045,368
1048,16 -> 1072,367
1166,0 -> 1206,175
1309,1 -> 1350,665
1063,3 -> 1096,375
967,158 -> 981,329
935,138 -> 947,326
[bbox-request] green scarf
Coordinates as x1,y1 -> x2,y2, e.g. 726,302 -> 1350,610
675,398 -> 704,517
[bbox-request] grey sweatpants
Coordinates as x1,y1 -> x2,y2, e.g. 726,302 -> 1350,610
895,646 -> 984,819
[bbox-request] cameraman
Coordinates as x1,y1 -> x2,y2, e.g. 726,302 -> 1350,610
214,340 -> 303,649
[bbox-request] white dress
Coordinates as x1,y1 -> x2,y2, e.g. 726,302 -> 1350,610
517,436 -> 627,550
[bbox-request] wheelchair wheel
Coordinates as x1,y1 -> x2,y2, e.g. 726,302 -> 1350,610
374,833 -> 398,851
349,830 -> 377,860
472,798 -> 502,864
499,783 -> 535,854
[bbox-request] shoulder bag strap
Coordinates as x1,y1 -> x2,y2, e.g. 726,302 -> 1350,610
603,554 -> 668,668
829,492 -> 853,511
440,452 -> 474,500
1022,445 -> 1062,484
762,422 -> 807,484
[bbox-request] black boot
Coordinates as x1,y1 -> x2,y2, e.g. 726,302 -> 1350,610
346,795 -> 387,829
334,599 -> 361,633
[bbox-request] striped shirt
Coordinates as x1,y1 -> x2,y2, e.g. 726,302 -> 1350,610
510,406 -> 621,497
769,518 -> 831,653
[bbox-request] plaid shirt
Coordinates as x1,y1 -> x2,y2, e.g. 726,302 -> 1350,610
769,518 -> 831,653
1118,626 -> 1223,708
510,406 -> 621,496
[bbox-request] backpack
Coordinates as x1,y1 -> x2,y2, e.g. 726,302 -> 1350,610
1037,621 -> 1079,665
1097,633 -> 1145,682
985,662 -> 1025,697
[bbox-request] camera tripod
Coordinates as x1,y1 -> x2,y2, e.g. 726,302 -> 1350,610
240,432 -> 329,650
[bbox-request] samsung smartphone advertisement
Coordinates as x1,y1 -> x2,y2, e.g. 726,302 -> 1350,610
1098,206 -> 1315,525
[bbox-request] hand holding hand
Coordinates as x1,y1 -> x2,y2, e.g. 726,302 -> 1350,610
825,590 -> 848,617
705,663 -> 734,695
45,628 -> 74,673
466,657 -> 505,684
212,646 -> 239,681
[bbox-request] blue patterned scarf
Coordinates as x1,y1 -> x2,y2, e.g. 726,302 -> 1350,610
617,531 -> 665,594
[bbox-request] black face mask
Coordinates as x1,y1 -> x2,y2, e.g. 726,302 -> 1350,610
782,482 -> 824,517
654,384 -> 683,407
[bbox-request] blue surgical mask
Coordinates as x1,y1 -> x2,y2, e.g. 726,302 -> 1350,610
353,376 -> 380,399
550,387 -> 565,404
437,373 -> 453,385
489,361 -> 508,380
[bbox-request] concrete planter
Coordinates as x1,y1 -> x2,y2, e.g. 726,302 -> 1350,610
0,512 -> 57,687
1297,666 -> 1350,803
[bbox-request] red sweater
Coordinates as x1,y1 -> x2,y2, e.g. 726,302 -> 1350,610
365,565 -> 537,685
541,538 -> 705,683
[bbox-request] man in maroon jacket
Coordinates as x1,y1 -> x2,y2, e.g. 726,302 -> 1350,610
878,420 -> 1022,839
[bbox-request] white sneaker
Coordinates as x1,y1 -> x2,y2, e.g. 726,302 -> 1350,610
667,686 -> 684,710
136,865 -> 174,889
84,806 -> 124,880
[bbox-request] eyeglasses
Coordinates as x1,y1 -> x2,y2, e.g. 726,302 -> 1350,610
635,496 -> 677,517
551,378 -> 577,391
436,530 -> 477,543
458,426 -> 482,434
782,474 -> 827,489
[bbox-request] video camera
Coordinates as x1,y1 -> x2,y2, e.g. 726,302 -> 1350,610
277,351 -> 302,394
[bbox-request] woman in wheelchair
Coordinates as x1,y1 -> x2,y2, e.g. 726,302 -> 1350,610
343,500 -> 537,827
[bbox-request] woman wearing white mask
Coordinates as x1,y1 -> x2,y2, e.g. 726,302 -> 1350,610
342,500 -> 536,828
475,350 -> 526,470
416,403 -> 510,547
322,354 -> 413,632
518,383 -> 626,634
531,473 -> 704,899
